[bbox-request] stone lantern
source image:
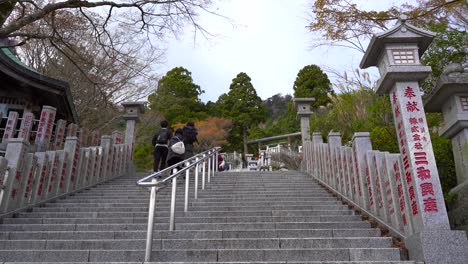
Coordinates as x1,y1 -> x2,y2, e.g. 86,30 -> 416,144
121,101 -> 145,147
360,16 -> 468,264
293,98 -> 315,146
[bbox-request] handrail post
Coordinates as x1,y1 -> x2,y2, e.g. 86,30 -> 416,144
184,162 -> 190,212
169,168 -> 177,231
207,151 -> 211,183
194,158 -> 199,199
144,178 -> 158,262
202,155 -> 206,190
214,150 -> 218,174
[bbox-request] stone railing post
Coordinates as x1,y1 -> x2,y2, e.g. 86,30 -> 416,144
328,132 -> 342,190
100,135 -> 113,180
63,136 -> 80,193
0,139 -> 28,213
1,111 -> 19,143
18,112 -> 34,141
352,132 -> 372,210
53,119 -> 67,150
360,16 -> 468,263
35,106 -> 57,152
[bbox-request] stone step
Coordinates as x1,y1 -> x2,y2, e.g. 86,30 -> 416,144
0,229 -> 382,240
0,248 -> 402,262
2,215 -> 363,225
52,197 -> 339,203
42,200 -> 342,208
31,205 -> 349,213
13,209 -> 354,219
0,262 -> 420,264
0,237 -> 393,250
0,221 -> 371,231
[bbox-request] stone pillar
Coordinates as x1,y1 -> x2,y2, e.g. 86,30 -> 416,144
112,131 -> 124,145
18,112 -> 34,141
100,135 -> 112,180
67,123 -> 79,137
63,137 -> 80,193
1,111 -> 19,143
53,119 -> 67,150
0,139 -> 28,213
90,131 -> 101,146
352,132 -> 373,210
328,132 -> 342,190
35,106 -> 57,151
360,16 -> 468,263
424,63 -> 468,233
293,98 -> 315,146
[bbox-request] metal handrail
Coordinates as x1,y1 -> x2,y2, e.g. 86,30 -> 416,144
136,146 -> 220,262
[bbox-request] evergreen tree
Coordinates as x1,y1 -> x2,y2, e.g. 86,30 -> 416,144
217,72 -> 266,165
293,65 -> 333,108
148,67 -> 207,124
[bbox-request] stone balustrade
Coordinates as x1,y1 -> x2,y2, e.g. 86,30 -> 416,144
302,132 -> 416,237
0,103 -> 141,215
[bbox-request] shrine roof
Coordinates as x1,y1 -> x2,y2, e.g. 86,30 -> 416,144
0,45 -> 78,123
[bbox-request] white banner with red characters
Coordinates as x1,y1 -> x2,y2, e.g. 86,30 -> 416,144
35,106 -> 56,151
390,81 -> 450,231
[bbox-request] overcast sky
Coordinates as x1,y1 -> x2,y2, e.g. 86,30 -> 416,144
159,0 -> 393,102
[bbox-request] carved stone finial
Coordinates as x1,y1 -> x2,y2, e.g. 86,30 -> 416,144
399,14 -> 408,23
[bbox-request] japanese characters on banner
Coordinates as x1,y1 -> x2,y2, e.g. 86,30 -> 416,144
390,82 -> 450,231
2,111 -> 19,143
387,153 -> 414,235
365,151 -> 378,215
32,153 -> 50,203
35,106 -> 57,151
18,112 -> 34,140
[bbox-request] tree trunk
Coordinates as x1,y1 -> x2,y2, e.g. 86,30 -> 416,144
0,0 -> 16,29
242,126 -> 248,168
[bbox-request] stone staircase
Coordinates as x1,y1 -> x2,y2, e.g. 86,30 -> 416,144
0,171 -> 418,263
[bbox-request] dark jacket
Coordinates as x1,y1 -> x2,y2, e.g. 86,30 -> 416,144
182,125 -> 198,145
152,128 -> 172,147
167,131 -> 185,164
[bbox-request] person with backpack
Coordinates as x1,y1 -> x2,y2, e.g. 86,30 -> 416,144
182,121 -> 198,159
167,128 -> 185,168
151,120 -> 172,172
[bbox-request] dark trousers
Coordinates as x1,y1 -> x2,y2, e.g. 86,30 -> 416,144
153,146 -> 168,172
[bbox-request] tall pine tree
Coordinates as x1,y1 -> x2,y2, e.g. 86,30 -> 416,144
217,72 -> 266,165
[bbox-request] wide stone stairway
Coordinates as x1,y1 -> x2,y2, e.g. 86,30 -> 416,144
0,171 -> 418,263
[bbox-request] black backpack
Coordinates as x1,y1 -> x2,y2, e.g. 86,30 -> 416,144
156,128 -> 170,144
